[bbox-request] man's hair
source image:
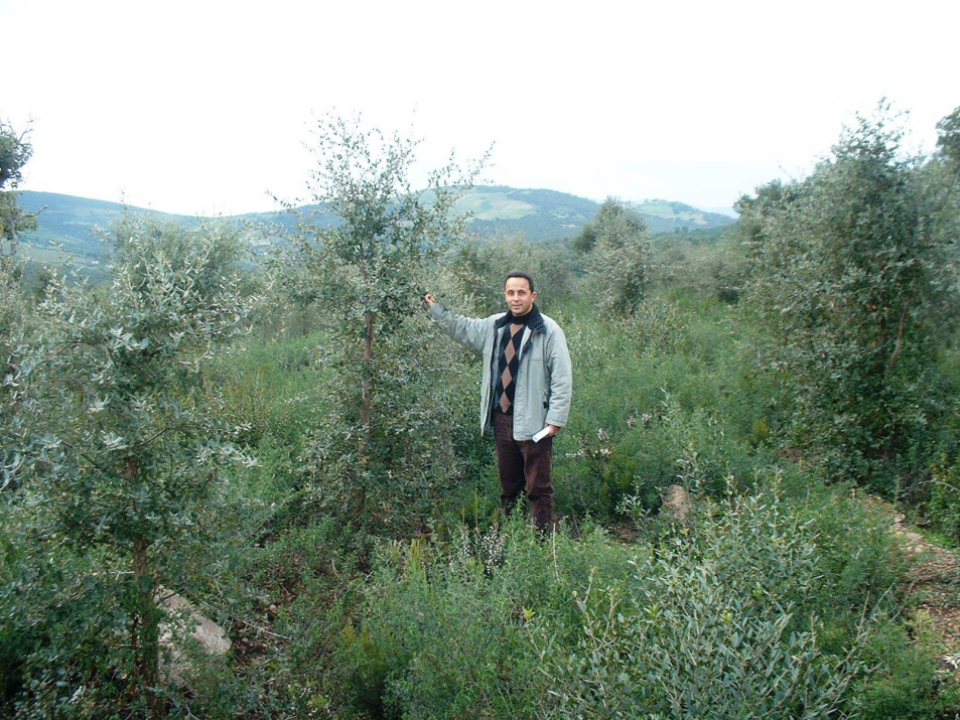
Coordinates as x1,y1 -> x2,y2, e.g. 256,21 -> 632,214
504,271 -> 535,293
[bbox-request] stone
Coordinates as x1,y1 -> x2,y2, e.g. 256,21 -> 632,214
157,586 -> 232,684
661,484 -> 693,524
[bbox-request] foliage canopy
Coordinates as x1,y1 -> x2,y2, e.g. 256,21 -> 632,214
0,120 -> 37,255
14,214 -> 258,710
741,106 -> 958,489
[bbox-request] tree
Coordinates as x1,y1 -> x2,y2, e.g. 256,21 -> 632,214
936,105 -> 960,170
574,197 -> 650,315
18,214 -> 257,713
925,106 -> 960,268
742,106 -> 957,490
283,114 -> 486,433
0,120 -> 37,257
450,235 -> 574,315
0,120 -> 34,492
0,249 -> 26,492
275,115 -> 489,530
733,180 -> 802,252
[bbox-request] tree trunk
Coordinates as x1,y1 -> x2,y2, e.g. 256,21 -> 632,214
887,301 -> 909,374
128,457 -> 162,717
2,222 -> 17,257
361,310 -> 374,432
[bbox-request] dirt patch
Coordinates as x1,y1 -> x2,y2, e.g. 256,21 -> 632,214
893,515 -> 960,677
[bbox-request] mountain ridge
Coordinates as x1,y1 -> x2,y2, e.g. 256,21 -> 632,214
17,187 -> 735,259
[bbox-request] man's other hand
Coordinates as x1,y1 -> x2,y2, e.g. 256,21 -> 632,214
422,293 -> 437,309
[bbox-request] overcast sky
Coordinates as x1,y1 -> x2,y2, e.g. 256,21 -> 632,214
4,0 -> 958,216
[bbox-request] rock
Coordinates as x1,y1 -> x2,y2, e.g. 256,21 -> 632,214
157,586 -> 232,684
661,484 -> 693,524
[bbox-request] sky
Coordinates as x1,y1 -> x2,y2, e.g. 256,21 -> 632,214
3,0 -> 959,217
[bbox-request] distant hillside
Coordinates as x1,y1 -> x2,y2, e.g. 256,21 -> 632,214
628,199 -> 737,232
17,187 -> 734,258
452,187 -> 734,238
17,192 -> 202,259
459,186 -> 600,241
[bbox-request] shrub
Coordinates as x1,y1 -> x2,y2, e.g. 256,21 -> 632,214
562,391 -> 762,519
928,456 -> 960,543
855,612 -> 959,720
448,235 -> 575,316
575,199 -> 650,317
799,491 -> 903,630
324,486 -> 897,719
330,517 -> 636,719
0,513 -> 134,718
293,312 -> 486,536
541,489 -> 868,719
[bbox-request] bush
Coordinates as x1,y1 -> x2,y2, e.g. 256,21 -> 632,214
855,612 -> 960,720
928,456 -> 960,543
322,486 -> 904,719
448,235 -> 575,316
0,515 -> 134,718
649,230 -> 747,305
329,517 -> 636,719
575,199 -> 650,317
800,491 -> 903,629
740,108 -> 959,491
561,390 -> 767,519
541,489 -> 867,719
293,312 -> 487,536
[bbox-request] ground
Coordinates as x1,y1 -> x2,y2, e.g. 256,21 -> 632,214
894,513 -> 960,679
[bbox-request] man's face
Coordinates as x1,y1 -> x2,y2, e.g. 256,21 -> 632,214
504,276 -> 537,317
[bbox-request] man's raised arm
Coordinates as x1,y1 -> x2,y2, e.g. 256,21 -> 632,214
421,293 -> 491,356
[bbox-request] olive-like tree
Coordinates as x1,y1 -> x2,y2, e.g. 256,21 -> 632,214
0,119 -> 37,257
276,114 -> 488,529
574,197 -> 650,316
19,214 -> 257,713
936,106 -> 960,170
283,114 -> 486,433
0,247 -> 25,491
0,119 -> 34,490
742,107 -> 958,490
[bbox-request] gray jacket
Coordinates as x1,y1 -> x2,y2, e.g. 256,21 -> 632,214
428,302 -> 572,440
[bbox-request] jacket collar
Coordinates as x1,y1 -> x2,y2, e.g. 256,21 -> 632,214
495,303 -> 545,334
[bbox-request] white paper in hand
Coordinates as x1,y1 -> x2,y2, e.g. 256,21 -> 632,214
532,427 -> 552,443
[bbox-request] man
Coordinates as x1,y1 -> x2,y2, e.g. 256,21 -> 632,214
422,272 -> 572,530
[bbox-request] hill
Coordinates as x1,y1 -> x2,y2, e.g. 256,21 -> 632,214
459,185 -> 600,241
628,199 -> 737,233
16,187 -> 735,258
17,191 -> 199,259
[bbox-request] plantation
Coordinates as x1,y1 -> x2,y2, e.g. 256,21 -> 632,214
2,107 -> 960,719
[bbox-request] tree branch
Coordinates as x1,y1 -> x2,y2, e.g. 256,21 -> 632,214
886,300 -> 909,374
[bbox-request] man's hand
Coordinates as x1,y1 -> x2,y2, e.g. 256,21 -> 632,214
422,293 -> 436,309
545,424 -> 560,437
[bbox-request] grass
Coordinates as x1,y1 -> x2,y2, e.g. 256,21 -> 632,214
455,190 -> 536,220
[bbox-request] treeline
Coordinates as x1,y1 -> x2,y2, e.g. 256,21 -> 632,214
1,105 -> 960,718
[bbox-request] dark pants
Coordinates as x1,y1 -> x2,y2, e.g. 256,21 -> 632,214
493,410 -> 554,531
